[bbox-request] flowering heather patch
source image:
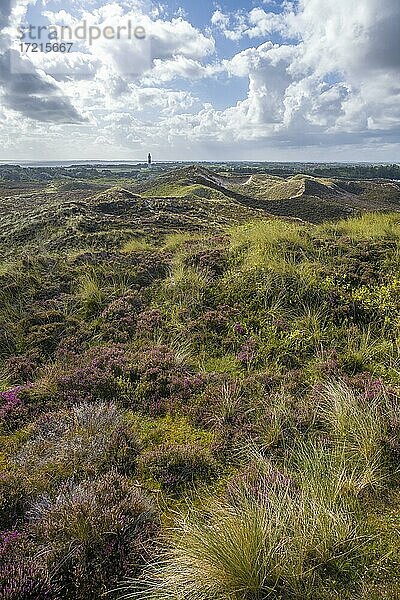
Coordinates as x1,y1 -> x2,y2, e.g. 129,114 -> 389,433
56,344 -> 129,403
28,472 -> 158,599
0,561 -> 57,600
0,387 -> 29,429
135,308 -> 163,337
123,252 -> 170,287
188,305 -> 241,349
4,354 -> 40,384
0,530 -> 22,559
56,366 -> 118,403
341,372 -> 398,401
362,378 -> 389,401
233,322 -> 246,335
236,338 -> 258,367
13,403 -> 139,483
101,298 -> 135,330
0,388 -> 23,420
202,305 -> 235,333
84,343 -> 129,373
313,349 -> 341,378
131,345 -> 206,414
55,335 -> 88,358
271,318 -> 289,332
188,247 -> 228,277
100,293 -> 142,342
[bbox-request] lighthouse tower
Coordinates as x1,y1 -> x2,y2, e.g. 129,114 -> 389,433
147,153 -> 152,167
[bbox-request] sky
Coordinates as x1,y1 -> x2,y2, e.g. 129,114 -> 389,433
0,0 -> 399,161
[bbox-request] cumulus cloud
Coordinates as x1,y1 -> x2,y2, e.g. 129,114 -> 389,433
208,0 -> 400,146
40,3 -> 215,80
212,7 -> 288,40
0,0 -> 399,159
0,50 -> 86,122
211,9 -> 248,41
0,0 -> 85,123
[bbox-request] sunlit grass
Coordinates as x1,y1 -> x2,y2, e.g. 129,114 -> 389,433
317,381 -> 387,490
162,232 -> 201,251
121,238 -> 155,253
228,220 -> 312,270
77,270 -> 106,315
117,441 -> 365,600
318,213 -> 400,241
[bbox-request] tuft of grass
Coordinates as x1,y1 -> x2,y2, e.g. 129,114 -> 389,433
163,261 -> 210,310
343,327 -> 391,374
121,238 -> 155,253
318,213 -> 400,241
77,270 -> 107,315
117,442 -> 367,600
162,232 -> 200,251
228,220 -> 311,270
198,353 -> 241,374
317,381 -> 387,490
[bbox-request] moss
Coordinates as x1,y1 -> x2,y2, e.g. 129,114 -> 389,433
128,413 -> 214,449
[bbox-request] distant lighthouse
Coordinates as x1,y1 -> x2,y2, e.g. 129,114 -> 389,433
147,152 -> 152,167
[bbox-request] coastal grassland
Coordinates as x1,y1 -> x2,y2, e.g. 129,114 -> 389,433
0,212 -> 400,599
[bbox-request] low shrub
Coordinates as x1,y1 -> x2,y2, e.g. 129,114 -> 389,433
135,309 -> 163,338
129,345 -> 206,414
0,561 -> 57,600
0,386 -> 30,430
55,344 -> 129,403
11,403 -> 139,490
3,352 -> 40,384
28,472 -> 158,599
99,292 -> 142,342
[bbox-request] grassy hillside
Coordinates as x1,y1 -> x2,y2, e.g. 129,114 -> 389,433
1,179 -> 400,600
0,181 -> 271,259
1,166 -> 399,251
134,165 -> 400,223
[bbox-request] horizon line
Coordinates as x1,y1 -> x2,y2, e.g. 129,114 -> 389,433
1,159 -> 399,165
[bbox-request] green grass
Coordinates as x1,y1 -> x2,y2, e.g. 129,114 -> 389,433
228,219 -> 310,268
318,212 -> 400,241
317,381 -> 387,489
121,238 -> 155,253
1,175 -> 400,600
118,438 -> 370,600
77,270 -> 107,315
162,232 -> 202,251
163,260 -> 210,310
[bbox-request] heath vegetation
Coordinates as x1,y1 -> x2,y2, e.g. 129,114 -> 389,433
1,165 -> 400,599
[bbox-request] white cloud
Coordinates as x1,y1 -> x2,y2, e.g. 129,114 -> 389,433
0,0 -> 399,159
211,9 -> 248,41
211,6 -> 289,41
210,0 -> 400,145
